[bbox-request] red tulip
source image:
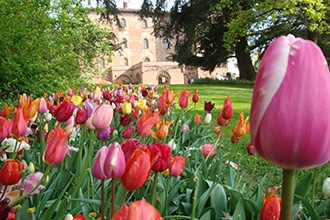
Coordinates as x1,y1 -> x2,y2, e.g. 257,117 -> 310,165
73,213 -> 86,220
169,156 -> 185,177
112,198 -> 163,220
43,126 -> 71,165
0,159 -> 24,185
148,142 -> 171,172
121,139 -> 142,161
0,117 -> 12,141
204,101 -> 215,113
75,108 -> 86,124
121,148 -> 151,191
0,198 -> 16,220
250,35 -> 330,169
192,88 -> 199,103
136,109 -> 160,137
157,93 -> 167,115
122,126 -> 135,139
91,103 -> 113,130
120,114 -> 132,126
11,106 -> 28,137
217,109 -> 230,126
221,97 -> 233,119
178,90 -> 190,109
54,100 -> 76,122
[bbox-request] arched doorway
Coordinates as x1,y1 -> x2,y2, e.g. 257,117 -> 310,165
157,71 -> 171,84
115,74 -> 132,84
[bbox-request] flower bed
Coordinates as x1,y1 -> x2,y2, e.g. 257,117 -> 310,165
1,35 -> 330,220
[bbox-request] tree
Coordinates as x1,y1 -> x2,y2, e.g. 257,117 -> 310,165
0,0 -> 113,99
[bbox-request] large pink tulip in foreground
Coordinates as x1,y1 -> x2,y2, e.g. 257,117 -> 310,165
250,34 -> 330,169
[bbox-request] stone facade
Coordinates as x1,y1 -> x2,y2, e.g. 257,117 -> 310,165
88,2 -> 232,85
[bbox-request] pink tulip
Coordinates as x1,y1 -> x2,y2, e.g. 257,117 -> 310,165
250,35 -> 330,169
91,103 -> 113,130
11,106 -> 28,137
104,142 -> 126,178
92,146 -> 109,179
200,144 -> 217,157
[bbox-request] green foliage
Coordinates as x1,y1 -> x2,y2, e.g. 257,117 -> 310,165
0,0 -> 113,99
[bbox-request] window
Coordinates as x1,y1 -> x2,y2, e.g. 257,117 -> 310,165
120,18 -> 126,27
122,38 -> 127,48
99,57 -> 105,68
143,39 -> 149,49
141,19 -> 147,28
123,58 -> 128,66
144,57 -> 150,62
163,39 -> 169,49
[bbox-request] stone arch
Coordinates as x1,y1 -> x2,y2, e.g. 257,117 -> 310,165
115,74 -> 132,84
157,71 -> 171,84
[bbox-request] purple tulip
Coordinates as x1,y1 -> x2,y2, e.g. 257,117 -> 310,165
250,34 -> 330,169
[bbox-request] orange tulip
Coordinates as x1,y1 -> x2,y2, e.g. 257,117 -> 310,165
260,188 -> 281,220
231,111 -> 250,142
0,159 -> 24,185
112,198 -> 163,220
43,126 -> 71,165
164,89 -> 177,106
0,104 -> 15,117
194,114 -> 202,124
136,109 -> 161,137
11,106 -> 28,137
120,148 -> 151,191
20,95 -> 40,120
150,120 -> 173,140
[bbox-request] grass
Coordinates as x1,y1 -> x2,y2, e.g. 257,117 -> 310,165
167,82 -> 329,205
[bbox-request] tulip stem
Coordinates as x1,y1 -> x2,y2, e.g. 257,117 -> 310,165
280,169 -> 296,220
100,179 -> 105,220
151,172 -> 159,206
120,189 -> 128,206
111,178 -> 116,218
191,177 -> 199,220
311,167 -> 317,207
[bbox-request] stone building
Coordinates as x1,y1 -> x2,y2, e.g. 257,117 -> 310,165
88,2 -> 233,85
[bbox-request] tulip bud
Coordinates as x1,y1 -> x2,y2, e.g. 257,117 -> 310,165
38,97 -> 48,114
91,103 -> 113,131
92,146 -> 109,180
122,126 -> 135,139
179,90 -> 190,109
169,156 -> 185,177
75,109 -> 86,124
104,142 -> 126,178
11,107 -> 28,137
322,177 -> 330,198
200,144 -> 217,157
250,34 -> 330,169
204,113 -> 212,124
122,102 -> 132,115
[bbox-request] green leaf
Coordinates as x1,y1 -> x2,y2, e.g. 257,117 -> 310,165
295,172 -> 312,198
232,198 -> 246,220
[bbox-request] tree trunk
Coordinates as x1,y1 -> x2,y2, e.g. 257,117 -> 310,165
235,36 -> 256,81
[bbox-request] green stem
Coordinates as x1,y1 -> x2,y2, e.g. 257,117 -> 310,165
311,168 -> 317,207
151,172 -> 159,206
100,179 -> 105,220
111,178 -> 116,218
280,169 -> 296,220
191,177 -> 199,220
9,165 -> 51,206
